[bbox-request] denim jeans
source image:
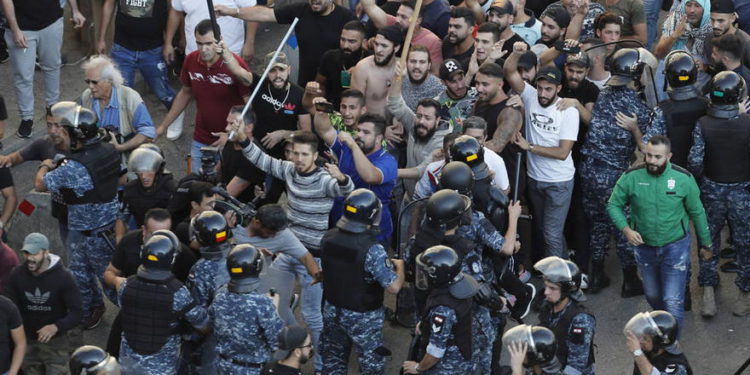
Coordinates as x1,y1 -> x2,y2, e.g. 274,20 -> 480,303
634,233 -> 691,336
528,177 -> 574,259
190,140 -> 221,174
110,43 -> 176,109
266,254 -> 323,371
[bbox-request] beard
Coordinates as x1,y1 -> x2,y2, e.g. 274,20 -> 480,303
409,69 -> 428,84
374,50 -> 396,67
566,77 -> 581,89
646,162 -> 667,176
356,139 -> 375,154
269,77 -> 289,90
538,95 -> 555,107
414,124 -> 437,142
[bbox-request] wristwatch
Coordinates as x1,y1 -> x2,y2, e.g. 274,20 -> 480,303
632,349 -> 644,357
528,144 -> 535,152
414,363 -> 421,373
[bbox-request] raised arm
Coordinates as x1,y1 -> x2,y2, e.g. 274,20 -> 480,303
215,4 -> 278,23
360,0 -> 389,28
338,132 -> 384,184
503,42 -> 528,94
312,96 -> 338,147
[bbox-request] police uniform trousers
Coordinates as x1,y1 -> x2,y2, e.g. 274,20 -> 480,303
319,303 -> 388,375
67,225 -> 116,315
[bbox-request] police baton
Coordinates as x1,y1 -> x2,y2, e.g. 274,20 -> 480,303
205,0 -> 221,41
512,151 -> 522,202
228,18 -> 300,140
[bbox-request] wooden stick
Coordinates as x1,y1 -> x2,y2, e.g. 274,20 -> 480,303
395,0 -> 423,84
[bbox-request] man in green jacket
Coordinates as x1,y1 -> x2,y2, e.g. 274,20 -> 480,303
607,136 -> 711,336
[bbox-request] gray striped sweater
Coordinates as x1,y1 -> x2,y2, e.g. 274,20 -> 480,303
241,141 -> 354,251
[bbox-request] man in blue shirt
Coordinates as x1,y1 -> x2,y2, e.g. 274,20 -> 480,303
313,98 -> 398,244
78,55 -> 156,153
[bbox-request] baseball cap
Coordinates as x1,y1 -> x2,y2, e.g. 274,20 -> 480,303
489,0 -> 515,15
711,0 -> 735,13
439,59 -> 465,80
264,52 -> 289,70
534,65 -> 563,85
540,5 -> 571,29
22,233 -> 50,255
272,326 -> 309,360
517,50 -> 539,70
566,52 -> 590,68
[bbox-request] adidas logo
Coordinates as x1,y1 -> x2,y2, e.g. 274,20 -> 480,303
25,288 -> 50,304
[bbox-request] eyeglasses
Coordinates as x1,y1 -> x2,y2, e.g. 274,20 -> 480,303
84,79 -> 100,85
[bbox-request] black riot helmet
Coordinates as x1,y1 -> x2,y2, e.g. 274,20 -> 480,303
137,233 -> 177,281
128,146 -> 165,175
69,345 -> 120,375
415,245 -> 479,298
227,244 -> 264,293
336,188 -> 382,233
449,136 -> 490,180
606,48 -> 645,87
709,71 -> 747,105
665,51 -> 697,88
502,325 -> 558,367
438,161 -> 475,196
534,256 -> 583,302
624,310 -> 678,349
424,189 -> 472,231
50,101 -> 100,149
190,210 -> 232,247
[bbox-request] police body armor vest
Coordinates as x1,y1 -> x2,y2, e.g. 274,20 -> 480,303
658,97 -> 709,168
320,228 -> 384,312
538,302 -> 595,368
633,349 -> 692,375
420,288 -> 473,360
699,114 -> 750,183
123,173 -> 174,226
443,235 -> 483,281
60,142 -> 120,205
121,275 -> 192,355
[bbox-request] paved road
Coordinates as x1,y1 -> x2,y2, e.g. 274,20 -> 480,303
0,11 -> 748,374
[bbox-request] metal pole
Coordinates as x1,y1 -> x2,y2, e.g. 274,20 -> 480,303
205,0 -> 222,41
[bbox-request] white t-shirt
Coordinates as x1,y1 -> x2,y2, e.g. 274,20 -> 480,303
586,73 -> 610,90
172,0 -> 256,55
520,84 -> 579,182
483,147 -> 510,190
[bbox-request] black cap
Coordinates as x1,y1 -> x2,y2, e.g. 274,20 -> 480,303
534,65 -> 563,85
439,59 -> 465,80
711,0 -> 735,13
541,5 -> 571,29
517,50 -> 539,70
565,52 -> 590,68
273,326 -> 309,360
489,0 -> 515,15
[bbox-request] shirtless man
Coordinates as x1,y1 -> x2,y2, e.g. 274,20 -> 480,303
351,25 -> 403,116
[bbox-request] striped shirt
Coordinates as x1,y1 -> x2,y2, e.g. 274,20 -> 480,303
242,142 -> 354,251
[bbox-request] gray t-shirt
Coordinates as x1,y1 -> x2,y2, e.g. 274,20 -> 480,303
232,226 -> 309,260
401,74 -> 446,111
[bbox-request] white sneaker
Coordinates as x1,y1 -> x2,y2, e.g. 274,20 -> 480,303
166,110 -> 185,140
580,273 -> 590,290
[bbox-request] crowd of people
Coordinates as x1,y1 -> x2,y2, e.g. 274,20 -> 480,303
0,0 -> 749,372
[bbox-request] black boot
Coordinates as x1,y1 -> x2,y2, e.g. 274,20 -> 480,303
684,284 -> 692,311
621,265 -> 644,298
588,260 -> 610,293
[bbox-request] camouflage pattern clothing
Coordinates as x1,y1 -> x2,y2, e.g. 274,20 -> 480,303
434,88 -> 477,134
117,280 -> 209,375
319,243 -> 398,375
43,160 -> 119,316
688,127 -> 750,291
422,305 -> 473,375
210,285 -> 284,375
579,86 -> 658,268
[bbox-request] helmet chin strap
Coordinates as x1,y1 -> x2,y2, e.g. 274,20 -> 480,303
667,85 -> 700,101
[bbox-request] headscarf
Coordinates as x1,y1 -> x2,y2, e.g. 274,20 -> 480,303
662,0 -> 713,60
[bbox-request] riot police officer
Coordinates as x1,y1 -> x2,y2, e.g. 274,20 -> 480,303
688,71 -> 750,318
210,244 -> 284,374
117,145 -> 174,240
185,210 -> 234,373
319,189 -> 405,375
502,324 -> 561,375
624,311 -> 692,375
69,345 -> 121,375
643,51 -> 710,168
114,232 -> 209,374
402,245 -> 478,375
38,101 -> 120,329
534,256 -> 596,375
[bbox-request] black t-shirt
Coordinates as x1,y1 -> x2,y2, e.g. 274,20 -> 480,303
252,81 -> 308,159
7,0 -> 62,31
560,79 -> 599,164
501,33 -> 527,56
0,168 -> 12,190
221,141 -> 266,203
318,48 -> 369,108
19,137 -> 68,162
111,230 -> 197,282
442,41 -> 474,72
114,0 -> 169,51
274,3 -> 356,85
260,361 -> 303,375
0,295 -> 21,373
0,96 -> 6,121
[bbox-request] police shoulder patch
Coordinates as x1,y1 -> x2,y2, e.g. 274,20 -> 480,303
432,314 -> 446,333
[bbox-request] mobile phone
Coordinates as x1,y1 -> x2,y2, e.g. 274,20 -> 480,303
554,40 -> 581,54
315,101 -> 335,113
